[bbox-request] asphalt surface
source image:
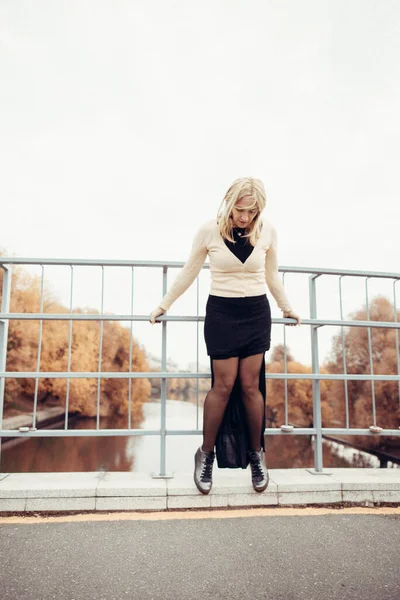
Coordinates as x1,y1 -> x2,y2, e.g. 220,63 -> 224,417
1,512 -> 400,600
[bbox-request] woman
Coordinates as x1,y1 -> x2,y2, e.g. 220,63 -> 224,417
150,177 -> 300,494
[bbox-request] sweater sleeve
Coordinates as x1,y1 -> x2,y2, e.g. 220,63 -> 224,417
159,224 -> 209,311
265,227 -> 292,312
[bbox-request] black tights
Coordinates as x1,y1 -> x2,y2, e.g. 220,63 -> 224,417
202,354 -> 265,453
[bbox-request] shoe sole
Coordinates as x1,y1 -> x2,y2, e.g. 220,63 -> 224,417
253,473 -> 269,493
253,482 -> 269,493
193,475 -> 211,495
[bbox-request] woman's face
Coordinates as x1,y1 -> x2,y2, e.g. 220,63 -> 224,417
230,195 -> 258,228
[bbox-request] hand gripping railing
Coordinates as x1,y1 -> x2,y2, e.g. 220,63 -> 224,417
0,258 -> 399,476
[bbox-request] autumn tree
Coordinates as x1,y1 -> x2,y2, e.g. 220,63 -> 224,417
323,296 -> 400,451
0,262 -> 151,422
266,344 -> 333,428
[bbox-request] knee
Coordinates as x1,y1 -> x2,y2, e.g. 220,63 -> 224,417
240,377 -> 259,400
213,377 -> 236,401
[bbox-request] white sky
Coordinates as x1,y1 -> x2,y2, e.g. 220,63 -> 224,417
1,1 -> 399,369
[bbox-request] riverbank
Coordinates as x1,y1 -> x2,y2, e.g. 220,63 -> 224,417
1,407 -> 78,452
2,407 -> 68,433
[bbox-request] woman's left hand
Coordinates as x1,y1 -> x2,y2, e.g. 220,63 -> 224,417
283,309 -> 301,326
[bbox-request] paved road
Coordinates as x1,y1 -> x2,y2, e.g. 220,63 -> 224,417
1,511 -> 400,600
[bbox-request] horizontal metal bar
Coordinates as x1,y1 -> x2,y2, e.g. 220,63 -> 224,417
0,429 -> 206,438
1,371 -> 400,381
264,428 -> 317,435
0,258 -> 208,269
0,313 -> 206,322
1,427 -> 398,438
1,257 -> 399,279
279,268 -> 400,279
266,428 -> 400,436
0,429 -> 162,437
1,313 -> 400,331
0,371 -> 206,379
320,428 -> 400,435
0,257 -> 255,267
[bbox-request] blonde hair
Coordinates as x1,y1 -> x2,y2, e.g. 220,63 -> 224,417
217,177 -> 266,246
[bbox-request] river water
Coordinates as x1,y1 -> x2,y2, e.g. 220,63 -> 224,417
1,400 -> 396,473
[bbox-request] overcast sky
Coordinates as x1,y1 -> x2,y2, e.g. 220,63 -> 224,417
1,0 -> 399,369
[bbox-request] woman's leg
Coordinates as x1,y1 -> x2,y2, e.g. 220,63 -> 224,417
239,353 -> 269,492
202,357 -> 239,452
239,353 -> 265,451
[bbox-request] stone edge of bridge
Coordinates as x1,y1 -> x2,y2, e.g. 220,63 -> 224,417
0,468 -> 399,512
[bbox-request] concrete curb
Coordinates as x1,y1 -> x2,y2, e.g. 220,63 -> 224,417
0,468 -> 399,512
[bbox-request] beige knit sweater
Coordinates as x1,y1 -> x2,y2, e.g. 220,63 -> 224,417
159,219 -> 292,312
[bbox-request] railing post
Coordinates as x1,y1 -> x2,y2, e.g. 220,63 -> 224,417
153,265 -> 173,478
160,265 -> 167,476
0,265 -> 12,468
309,274 -> 323,472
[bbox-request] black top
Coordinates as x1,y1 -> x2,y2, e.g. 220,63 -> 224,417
224,228 -> 254,264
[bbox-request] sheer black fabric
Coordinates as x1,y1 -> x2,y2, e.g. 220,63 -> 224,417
213,359 -> 266,469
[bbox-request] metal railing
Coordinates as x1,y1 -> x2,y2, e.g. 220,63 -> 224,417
0,258 -> 399,475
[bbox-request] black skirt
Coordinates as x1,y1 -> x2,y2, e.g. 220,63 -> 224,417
204,294 -> 271,359
204,294 -> 271,469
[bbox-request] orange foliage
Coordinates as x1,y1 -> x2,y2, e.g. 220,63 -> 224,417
324,296 -> 400,449
266,345 -> 333,428
0,265 -> 151,421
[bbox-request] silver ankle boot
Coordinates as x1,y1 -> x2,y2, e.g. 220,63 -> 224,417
248,449 -> 269,493
194,446 -> 215,494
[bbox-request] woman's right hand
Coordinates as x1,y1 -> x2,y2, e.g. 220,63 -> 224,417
283,309 -> 301,326
150,306 -> 166,324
